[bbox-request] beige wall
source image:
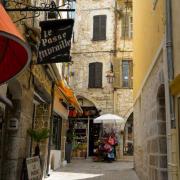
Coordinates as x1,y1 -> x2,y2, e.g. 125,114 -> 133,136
172,0 -> 180,77
133,0 -> 165,98
172,0 -> 180,177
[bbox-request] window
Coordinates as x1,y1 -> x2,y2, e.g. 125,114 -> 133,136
89,62 -> 103,88
121,14 -> 133,39
93,15 -> 107,41
122,60 -> 133,88
52,115 -> 62,150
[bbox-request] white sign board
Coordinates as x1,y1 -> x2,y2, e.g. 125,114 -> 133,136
26,156 -> 42,180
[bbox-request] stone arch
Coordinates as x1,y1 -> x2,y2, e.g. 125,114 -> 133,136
148,84 -> 167,180
120,107 -> 133,131
76,95 -> 98,109
124,107 -> 133,123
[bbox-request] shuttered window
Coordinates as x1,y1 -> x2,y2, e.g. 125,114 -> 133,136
113,58 -> 133,89
122,60 -> 133,88
89,62 -> 103,88
121,14 -> 133,39
93,15 -> 107,41
113,58 -> 121,88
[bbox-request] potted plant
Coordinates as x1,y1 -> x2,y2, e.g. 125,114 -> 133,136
27,128 -> 50,157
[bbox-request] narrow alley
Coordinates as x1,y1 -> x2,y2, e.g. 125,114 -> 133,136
47,159 -> 139,180
1,0 -> 180,180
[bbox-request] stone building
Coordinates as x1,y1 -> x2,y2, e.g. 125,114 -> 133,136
169,0 -> 180,178
68,0 -> 133,158
133,0 -> 179,180
0,0 -> 80,179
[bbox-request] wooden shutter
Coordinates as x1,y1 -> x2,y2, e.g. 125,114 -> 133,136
93,16 -> 99,40
121,14 -> 129,38
89,63 -> 95,88
113,57 -> 121,88
94,62 -> 102,88
129,60 -> 133,88
93,15 -> 106,41
100,15 -> 106,40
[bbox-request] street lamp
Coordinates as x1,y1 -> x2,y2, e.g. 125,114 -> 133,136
106,71 -> 115,84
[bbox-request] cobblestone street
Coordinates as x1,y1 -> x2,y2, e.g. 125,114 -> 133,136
47,159 -> 140,180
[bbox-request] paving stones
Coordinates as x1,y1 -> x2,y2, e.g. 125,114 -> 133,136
46,159 -> 140,180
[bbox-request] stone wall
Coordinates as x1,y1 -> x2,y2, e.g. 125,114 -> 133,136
70,0 -> 116,114
134,50 -> 168,180
70,0 -> 133,119
70,52 -> 114,114
1,72 -> 34,180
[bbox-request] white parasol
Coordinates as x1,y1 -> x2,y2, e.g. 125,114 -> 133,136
93,113 -> 125,124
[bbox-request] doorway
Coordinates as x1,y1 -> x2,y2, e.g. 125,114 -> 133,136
123,113 -> 134,156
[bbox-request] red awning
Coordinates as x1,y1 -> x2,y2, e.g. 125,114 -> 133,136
0,4 -> 31,85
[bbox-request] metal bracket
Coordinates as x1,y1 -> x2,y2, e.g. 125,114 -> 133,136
3,0 -> 75,23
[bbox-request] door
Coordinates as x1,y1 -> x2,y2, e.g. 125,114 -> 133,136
178,98 -> 180,167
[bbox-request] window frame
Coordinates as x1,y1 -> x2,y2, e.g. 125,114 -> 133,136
121,14 -> 133,39
88,62 -> 103,88
121,60 -> 133,89
92,15 -> 107,41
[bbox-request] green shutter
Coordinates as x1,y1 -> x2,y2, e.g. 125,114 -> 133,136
121,14 -> 129,38
100,15 -> 106,40
94,62 -> 103,88
93,15 -> 106,41
89,63 -> 95,88
93,16 -> 100,40
113,58 -> 121,88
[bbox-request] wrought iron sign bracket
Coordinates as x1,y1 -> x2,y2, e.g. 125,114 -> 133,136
5,7 -> 75,12
3,0 -> 75,23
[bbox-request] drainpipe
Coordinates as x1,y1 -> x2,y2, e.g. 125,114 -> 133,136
113,0 -> 118,114
166,0 -> 175,127
165,0 -> 176,179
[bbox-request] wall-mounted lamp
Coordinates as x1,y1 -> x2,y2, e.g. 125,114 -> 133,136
106,71 -> 115,84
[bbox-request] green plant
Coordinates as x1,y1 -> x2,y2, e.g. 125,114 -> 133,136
27,128 -> 50,143
27,128 -> 50,156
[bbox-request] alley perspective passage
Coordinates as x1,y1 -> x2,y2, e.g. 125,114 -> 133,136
47,159 -> 140,180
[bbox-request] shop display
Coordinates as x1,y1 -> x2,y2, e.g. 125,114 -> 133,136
93,133 -> 118,162
71,120 -> 88,158
93,123 -> 121,162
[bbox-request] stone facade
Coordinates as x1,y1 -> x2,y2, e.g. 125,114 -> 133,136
134,49 -> 168,180
69,0 -> 133,120
1,73 -> 35,180
67,0 -> 134,160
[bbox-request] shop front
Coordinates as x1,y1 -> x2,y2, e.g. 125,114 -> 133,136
49,86 -> 69,170
68,98 -> 100,159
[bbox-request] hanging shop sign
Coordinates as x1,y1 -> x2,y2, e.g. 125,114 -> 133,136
26,156 -> 42,180
0,4 -> 31,85
37,19 -> 74,64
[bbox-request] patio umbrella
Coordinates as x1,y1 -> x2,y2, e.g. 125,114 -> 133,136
0,4 -> 31,85
93,113 -> 125,124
